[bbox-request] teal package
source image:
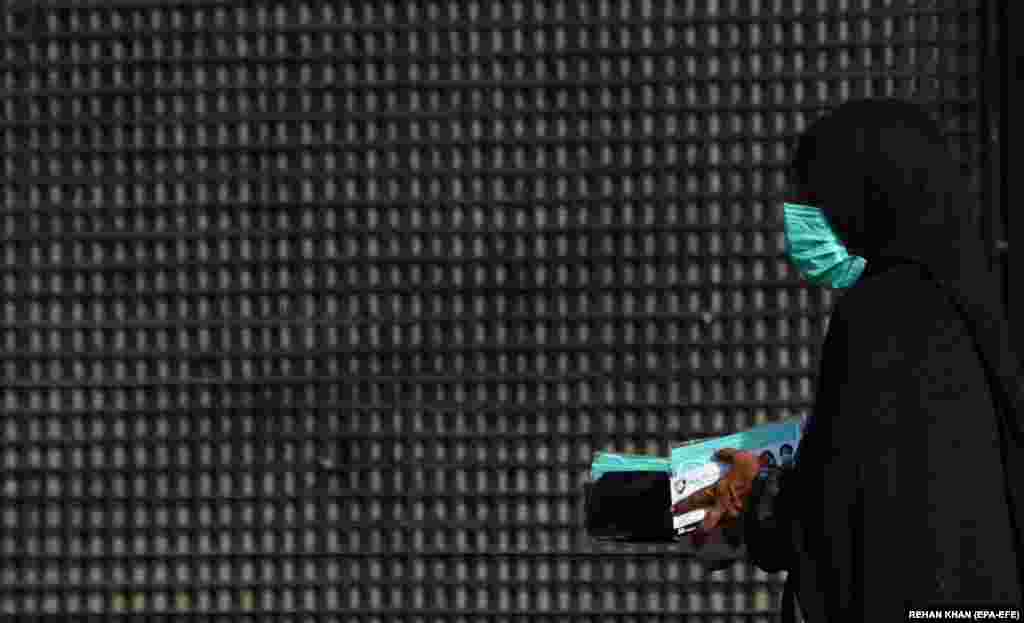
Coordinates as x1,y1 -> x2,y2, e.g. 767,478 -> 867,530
670,417 -> 804,475
590,452 -> 671,482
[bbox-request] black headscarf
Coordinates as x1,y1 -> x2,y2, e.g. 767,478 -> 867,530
789,96 -> 1024,595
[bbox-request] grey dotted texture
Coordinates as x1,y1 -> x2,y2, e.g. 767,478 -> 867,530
0,1 -> 993,622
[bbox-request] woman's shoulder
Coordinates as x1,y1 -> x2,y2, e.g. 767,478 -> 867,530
832,263 -> 967,348
839,263 -> 944,318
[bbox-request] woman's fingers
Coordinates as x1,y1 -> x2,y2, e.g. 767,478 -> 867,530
699,505 -> 725,532
691,506 -> 743,550
725,482 -> 745,515
713,447 -> 741,462
671,485 -> 716,514
675,483 -> 744,516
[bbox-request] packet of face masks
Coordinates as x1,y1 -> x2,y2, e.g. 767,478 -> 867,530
584,450 -> 677,542
584,439 -> 721,543
670,416 -> 807,535
590,452 -> 671,481
584,417 -> 807,543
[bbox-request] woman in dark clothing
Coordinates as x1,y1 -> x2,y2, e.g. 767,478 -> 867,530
679,99 -> 1023,621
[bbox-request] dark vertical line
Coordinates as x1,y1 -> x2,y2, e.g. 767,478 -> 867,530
1003,1 -> 1021,359
393,13 -> 416,616
987,0 -> 1005,325
978,0 -> 993,274
183,8 -> 207,617
13,4 -> 39,619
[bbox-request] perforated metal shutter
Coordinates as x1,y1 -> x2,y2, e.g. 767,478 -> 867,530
0,2 -> 994,621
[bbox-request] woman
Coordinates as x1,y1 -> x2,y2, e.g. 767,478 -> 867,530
679,99 -> 1023,620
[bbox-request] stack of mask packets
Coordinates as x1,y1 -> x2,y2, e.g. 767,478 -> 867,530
585,451 -> 676,542
586,416 -> 806,542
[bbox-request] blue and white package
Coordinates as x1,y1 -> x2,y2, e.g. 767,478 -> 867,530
590,452 -> 671,482
670,416 -> 807,534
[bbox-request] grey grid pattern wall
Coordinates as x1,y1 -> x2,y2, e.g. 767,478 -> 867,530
0,2 -> 992,621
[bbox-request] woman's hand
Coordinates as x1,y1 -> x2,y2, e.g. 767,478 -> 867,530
671,448 -> 762,546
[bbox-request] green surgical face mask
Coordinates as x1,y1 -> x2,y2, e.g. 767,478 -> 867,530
783,203 -> 867,290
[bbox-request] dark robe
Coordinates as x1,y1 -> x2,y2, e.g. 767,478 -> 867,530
745,256 -> 1024,621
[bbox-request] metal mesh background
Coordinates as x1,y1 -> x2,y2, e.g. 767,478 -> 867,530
0,1 -> 996,621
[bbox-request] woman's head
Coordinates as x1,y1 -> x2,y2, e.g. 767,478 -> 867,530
786,98 -> 979,268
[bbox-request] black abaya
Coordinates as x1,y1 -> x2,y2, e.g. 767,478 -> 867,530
746,256 -> 1024,621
